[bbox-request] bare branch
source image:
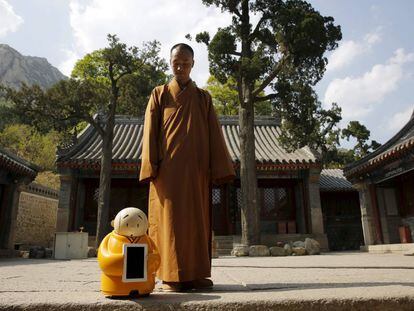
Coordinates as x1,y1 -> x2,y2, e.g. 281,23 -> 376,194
85,114 -> 105,137
252,56 -> 288,97
228,3 -> 242,18
250,16 -> 266,41
115,70 -> 131,82
229,51 -> 242,57
253,93 -> 277,103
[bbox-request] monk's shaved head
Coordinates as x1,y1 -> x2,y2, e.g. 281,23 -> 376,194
170,43 -> 195,86
170,43 -> 194,59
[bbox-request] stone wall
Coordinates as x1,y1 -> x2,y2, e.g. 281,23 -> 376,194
14,183 -> 59,248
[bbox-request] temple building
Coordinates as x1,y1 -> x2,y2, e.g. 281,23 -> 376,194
344,112 -> 414,252
0,147 -> 38,255
319,169 -> 362,251
56,115 -> 343,250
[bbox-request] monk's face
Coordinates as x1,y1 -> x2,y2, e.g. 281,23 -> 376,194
170,48 -> 194,85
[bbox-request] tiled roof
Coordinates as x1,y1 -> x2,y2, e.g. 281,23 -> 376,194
344,111 -> 414,178
320,169 -> 355,192
57,115 -> 318,169
0,147 -> 39,178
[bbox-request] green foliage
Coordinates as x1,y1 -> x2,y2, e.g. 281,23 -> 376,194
72,37 -> 168,116
0,124 -> 60,170
72,50 -> 109,84
322,148 -> 354,168
0,98 -> 21,130
34,171 -> 61,190
195,0 -> 342,152
195,31 -> 210,46
322,121 -> 382,168
1,79 -> 106,140
206,76 -> 239,115
200,0 -> 341,85
275,81 -> 342,152
1,35 -> 168,137
342,120 -> 381,160
205,75 -> 273,115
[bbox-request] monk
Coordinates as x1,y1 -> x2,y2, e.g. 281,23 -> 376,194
139,43 -> 235,291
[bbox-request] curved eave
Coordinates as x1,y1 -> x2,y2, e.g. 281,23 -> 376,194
58,160 -> 319,172
56,123 -> 97,162
344,138 -> 414,179
344,115 -> 414,178
0,150 -> 39,179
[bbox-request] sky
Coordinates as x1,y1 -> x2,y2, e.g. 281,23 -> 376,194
0,0 -> 413,147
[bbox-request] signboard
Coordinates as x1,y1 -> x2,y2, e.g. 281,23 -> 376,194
371,152 -> 414,183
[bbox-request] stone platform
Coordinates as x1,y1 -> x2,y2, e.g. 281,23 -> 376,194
1,252 -> 414,310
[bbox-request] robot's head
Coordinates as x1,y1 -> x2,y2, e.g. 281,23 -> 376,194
111,207 -> 148,238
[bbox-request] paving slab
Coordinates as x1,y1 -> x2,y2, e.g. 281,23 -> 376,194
0,252 -> 413,310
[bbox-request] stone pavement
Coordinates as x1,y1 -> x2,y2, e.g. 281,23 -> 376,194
0,252 -> 414,310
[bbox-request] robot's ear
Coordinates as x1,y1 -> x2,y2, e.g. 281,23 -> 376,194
110,220 -> 114,228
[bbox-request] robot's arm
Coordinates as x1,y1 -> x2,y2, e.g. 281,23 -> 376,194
97,235 -> 124,276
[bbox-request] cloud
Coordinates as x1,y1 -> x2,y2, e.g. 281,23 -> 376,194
61,0 -> 232,85
327,29 -> 382,72
324,49 -> 414,119
0,0 -> 23,37
387,106 -> 413,132
59,48 -> 81,76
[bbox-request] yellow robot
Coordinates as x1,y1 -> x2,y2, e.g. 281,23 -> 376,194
98,207 -> 160,297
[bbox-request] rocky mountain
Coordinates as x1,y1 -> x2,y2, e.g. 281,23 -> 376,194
0,44 -> 67,90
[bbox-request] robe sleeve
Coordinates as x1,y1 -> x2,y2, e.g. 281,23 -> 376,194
206,90 -> 236,185
139,88 -> 161,183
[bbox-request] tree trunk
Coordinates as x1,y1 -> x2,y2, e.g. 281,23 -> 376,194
239,89 -> 260,245
239,0 -> 260,246
95,113 -> 115,247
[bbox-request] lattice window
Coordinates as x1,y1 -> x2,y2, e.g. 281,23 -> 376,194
236,188 -> 242,212
93,188 -> 99,202
212,188 -> 221,205
262,188 -> 275,215
276,188 -> 287,204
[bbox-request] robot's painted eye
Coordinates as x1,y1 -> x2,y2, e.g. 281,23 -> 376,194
126,223 -> 128,227
136,224 -> 139,227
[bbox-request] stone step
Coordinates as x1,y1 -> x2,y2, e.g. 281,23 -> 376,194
217,248 -> 232,256
0,249 -> 20,258
215,241 -> 234,248
215,241 -> 233,247
216,245 -> 233,251
214,236 -> 234,241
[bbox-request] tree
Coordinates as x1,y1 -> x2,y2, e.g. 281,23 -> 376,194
0,124 -> 60,171
205,76 -> 239,115
0,99 -> 21,131
2,35 -> 168,246
195,0 -> 341,245
71,40 -> 167,116
276,82 -> 342,153
205,75 -> 273,116
342,120 -> 381,160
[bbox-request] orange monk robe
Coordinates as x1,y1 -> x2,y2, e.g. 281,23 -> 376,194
139,78 -> 235,282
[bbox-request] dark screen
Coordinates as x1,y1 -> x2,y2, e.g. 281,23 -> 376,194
126,246 -> 145,279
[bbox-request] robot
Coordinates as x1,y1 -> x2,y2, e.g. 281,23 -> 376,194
98,207 -> 160,297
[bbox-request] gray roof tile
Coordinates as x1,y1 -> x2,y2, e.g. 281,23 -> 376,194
320,169 -> 355,192
57,115 -> 317,167
0,147 -> 39,178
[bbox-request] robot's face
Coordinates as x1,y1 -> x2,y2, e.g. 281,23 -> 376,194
112,207 -> 148,238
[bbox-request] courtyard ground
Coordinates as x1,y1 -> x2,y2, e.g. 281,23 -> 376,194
0,251 -> 413,310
